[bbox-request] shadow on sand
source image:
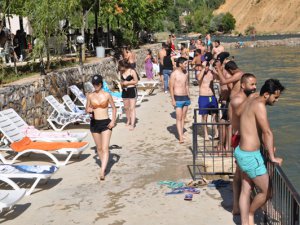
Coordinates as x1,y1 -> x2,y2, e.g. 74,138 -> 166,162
93,152 -> 120,176
216,183 -> 265,225
0,203 -> 31,223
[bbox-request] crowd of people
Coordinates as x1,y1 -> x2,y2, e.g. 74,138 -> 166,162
85,32 -> 284,224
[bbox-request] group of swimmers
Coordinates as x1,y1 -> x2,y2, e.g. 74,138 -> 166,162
164,36 -> 285,225
85,36 -> 285,225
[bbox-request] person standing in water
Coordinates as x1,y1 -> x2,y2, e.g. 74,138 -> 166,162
86,74 -> 117,181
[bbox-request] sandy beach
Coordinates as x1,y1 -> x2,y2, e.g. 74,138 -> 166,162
1,80 -> 237,225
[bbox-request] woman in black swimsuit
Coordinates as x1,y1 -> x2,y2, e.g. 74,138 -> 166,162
86,74 -> 117,181
118,60 -> 138,130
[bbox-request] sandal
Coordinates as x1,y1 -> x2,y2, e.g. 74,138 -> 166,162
173,187 -> 200,194
184,194 -> 193,201
165,189 -> 184,195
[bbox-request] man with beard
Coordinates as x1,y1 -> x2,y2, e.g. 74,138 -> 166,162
229,73 -> 257,215
169,57 -> 190,143
235,79 -> 284,225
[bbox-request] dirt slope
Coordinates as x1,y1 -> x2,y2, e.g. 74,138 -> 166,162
215,0 -> 300,34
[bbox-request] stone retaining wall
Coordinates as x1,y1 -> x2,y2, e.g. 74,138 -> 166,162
0,43 -> 161,129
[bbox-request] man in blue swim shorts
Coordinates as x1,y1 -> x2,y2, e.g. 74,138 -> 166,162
236,79 -> 285,225
197,53 -> 219,140
170,57 -> 190,143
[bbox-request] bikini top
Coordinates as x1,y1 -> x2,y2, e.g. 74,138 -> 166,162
121,74 -> 134,81
91,99 -> 109,109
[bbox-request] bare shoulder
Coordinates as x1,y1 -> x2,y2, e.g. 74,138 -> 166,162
230,93 -> 245,108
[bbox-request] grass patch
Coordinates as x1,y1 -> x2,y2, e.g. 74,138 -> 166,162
0,58 -> 77,85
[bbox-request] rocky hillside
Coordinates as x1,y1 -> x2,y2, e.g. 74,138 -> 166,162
215,0 -> 300,34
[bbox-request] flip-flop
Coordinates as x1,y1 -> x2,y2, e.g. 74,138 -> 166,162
184,194 -> 193,201
157,181 -> 185,189
165,189 -> 184,195
109,144 -> 122,149
173,187 -> 200,194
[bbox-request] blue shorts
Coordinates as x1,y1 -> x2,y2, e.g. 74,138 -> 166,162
198,96 -> 218,115
234,146 -> 267,179
175,95 -> 191,108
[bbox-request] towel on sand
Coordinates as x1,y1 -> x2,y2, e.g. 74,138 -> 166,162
10,137 -> 87,152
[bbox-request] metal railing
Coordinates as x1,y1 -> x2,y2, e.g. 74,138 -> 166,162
189,108 -> 234,180
259,148 -> 300,225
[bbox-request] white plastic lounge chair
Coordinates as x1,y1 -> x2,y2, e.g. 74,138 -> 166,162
0,177 -> 26,213
62,95 -> 86,115
138,80 -> 160,95
69,85 -> 87,107
45,95 -> 90,131
0,113 -> 89,166
0,164 -> 58,196
0,109 -> 87,142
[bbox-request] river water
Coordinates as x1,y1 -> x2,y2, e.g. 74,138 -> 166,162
229,46 -> 300,192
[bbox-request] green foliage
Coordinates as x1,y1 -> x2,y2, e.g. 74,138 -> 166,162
245,25 -> 256,35
204,0 -> 225,10
222,12 -> 236,33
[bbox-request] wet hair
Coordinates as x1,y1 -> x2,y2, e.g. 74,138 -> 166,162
241,73 -> 256,84
162,42 -> 167,48
260,79 -> 285,96
225,61 -> 238,71
118,59 -> 131,70
181,43 -> 186,48
195,49 -> 201,55
214,40 -> 220,45
147,49 -> 152,55
176,57 -> 187,67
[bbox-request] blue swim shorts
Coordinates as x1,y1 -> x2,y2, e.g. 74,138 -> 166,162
175,95 -> 191,108
198,96 -> 218,115
234,146 -> 267,179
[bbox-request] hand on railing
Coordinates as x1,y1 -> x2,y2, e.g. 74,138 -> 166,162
270,157 -> 283,166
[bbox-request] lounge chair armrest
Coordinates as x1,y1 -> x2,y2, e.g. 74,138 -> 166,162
0,177 -> 21,190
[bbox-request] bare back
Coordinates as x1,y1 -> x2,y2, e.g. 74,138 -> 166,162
158,48 -> 166,65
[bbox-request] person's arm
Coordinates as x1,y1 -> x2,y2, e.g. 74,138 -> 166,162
128,69 -> 138,85
215,61 -> 241,85
197,62 -> 206,83
107,93 -> 116,128
169,71 -> 176,107
85,93 -> 93,113
255,103 -> 283,165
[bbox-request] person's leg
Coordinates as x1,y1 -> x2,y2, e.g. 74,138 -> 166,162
175,107 -> 184,143
211,113 -> 219,138
239,172 -> 253,225
201,114 -> 209,140
123,98 -> 130,126
232,164 -> 242,215
163,70 -> 169,92
182,105 -> 188,136
91,132 -> 103,174
249,173 -> 269,225
129,98 -> 137,130
160,74 -> 164,90
99,129 -> 112,180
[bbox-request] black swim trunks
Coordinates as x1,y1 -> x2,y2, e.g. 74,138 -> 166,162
90,119 -> 112,133
122,87 -> 137,99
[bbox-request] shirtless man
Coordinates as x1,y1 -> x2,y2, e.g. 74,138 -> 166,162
235,79 -> 284,225
229,73 -> 257,215
212,40 -> 225,58
157,43 -> 167,90
215,60 -> 244,98
169,57 -> 190,143
191,49 -> 202,75
180,43 -> 189,59
197,53 -> 219,140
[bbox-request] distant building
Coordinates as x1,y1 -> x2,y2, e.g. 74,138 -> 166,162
4,15 -> 32,35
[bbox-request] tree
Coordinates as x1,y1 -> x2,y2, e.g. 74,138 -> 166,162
221,12 -> 235,33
